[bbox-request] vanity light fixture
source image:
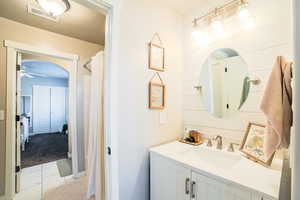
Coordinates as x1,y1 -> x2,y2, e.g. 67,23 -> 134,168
238,0 -> 255,29
192,21 -> 214,45
211,18 -> 224,34
238,1 -> 251,21
192,0 -> 254,45
191,26 -> 203,40
37,0 -> 70,16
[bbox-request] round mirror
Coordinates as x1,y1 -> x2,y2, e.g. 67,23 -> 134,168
200,48 -> 249,118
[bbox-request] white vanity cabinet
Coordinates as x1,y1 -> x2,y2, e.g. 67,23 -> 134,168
150,153 -> 191,200
151,152 -> 276,200
191,172 -> 227,200
251,193 -> 272,200
225,184 -> 252,200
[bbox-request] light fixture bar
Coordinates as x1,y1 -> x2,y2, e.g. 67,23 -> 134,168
193,0 -> 248,26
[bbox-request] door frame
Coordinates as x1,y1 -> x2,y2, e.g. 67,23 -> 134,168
70,1 -> 117,200
2,0 -> 117,199
4,40 -> 79,199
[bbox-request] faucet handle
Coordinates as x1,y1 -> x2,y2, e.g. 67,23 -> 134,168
227,142 -> 240,152
206,138 -> 213,147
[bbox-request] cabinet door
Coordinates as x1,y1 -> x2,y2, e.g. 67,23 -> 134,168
191,172 -> 226,200
150,153 -> 191,200
225,184 -> 252,200
252,193 -> 272,200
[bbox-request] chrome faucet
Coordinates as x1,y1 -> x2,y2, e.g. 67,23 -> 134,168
214,135 -> 223,150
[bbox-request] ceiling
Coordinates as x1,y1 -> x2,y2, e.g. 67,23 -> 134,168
22,60 -> 69,79
0,0 -> 105,45
22,53 -> 70,79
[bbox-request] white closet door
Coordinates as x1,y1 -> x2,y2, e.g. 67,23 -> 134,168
226,56 -> 247,112
33,86 -> 51,133
50,87 -> 66,132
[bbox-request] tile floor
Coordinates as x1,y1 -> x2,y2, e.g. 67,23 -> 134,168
14,161 -> 73,200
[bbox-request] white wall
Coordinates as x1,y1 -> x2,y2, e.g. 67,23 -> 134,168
111,0 -> 184,199
182,0 -> 293,143
21,76 -> 68,96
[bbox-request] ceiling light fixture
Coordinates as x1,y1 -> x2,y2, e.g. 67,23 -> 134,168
37,0 -> 70,16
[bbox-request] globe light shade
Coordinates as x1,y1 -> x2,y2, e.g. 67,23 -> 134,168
238,4 -> 251,21
211,19 -> 224,33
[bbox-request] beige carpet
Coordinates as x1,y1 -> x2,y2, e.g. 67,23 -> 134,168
44,176 -> 94,200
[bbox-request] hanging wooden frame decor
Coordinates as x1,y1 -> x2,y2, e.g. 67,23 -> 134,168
149,72 -> 166,109
149,33 -> 165,72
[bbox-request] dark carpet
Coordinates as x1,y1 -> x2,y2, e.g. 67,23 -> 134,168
21,132 -> 68,169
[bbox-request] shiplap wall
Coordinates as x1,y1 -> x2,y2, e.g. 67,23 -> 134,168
182,0 -> 293,143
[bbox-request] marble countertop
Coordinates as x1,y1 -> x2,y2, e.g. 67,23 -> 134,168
150,141 -> 283,199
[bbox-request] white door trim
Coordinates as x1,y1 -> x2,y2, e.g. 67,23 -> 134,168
4,40 -> 79,60
71,1 -> 118,200
3,40 -> 79,200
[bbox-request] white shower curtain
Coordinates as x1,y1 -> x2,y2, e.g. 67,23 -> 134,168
86,51 -> 105,200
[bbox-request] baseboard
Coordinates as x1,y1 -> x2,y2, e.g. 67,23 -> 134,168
73,171 -> 86,179
0,194 -> 12,200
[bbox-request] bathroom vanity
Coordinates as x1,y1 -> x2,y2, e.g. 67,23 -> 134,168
150,141 -> 282,200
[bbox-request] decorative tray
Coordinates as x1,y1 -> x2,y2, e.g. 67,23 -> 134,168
179,138 -> 202,146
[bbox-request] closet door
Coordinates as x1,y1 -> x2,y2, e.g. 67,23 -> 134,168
50,87 -> 66,132
225,56 -> 247,112
33,86 -> 51,133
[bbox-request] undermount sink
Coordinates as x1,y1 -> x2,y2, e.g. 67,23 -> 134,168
178,146 -> 242,170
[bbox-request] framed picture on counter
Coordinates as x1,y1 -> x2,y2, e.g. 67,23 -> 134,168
240,122 -> 275,167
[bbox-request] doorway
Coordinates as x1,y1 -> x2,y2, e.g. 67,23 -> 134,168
20,54 -> 71,170
2,0 -> 115,199
15,52 -> 74,200
5,40 -> 79,200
